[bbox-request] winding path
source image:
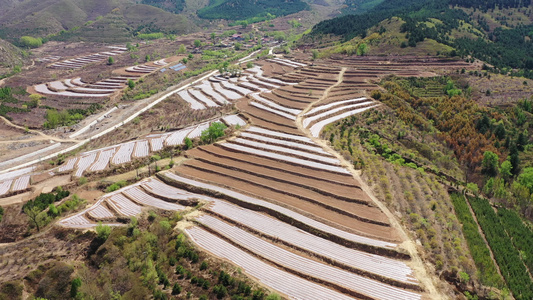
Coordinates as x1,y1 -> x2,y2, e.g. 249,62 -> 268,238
294,68 -> 445,300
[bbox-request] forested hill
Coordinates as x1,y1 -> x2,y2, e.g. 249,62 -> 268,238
309,0 -> 533,78
197,0 -> 309,20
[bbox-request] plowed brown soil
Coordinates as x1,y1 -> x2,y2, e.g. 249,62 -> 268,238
176,164 -> 398,241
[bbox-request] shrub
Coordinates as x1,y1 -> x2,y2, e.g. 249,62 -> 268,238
95,222 -> 111,241
172,283 -> 182,295
19,36 -> 42,48
201,122 -> 227,144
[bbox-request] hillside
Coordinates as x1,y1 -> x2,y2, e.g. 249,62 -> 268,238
197,0 -> 309,20
307,0 -> 533,78
0,38 -> 23,71
0,0 -> 198,42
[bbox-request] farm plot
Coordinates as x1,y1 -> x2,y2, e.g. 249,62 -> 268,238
221,115 -> 246,127
141,178 -> 213,203
165,128 -> 193,146
211,82 -> 242,100
195,215 -> 421,300
162,172 -> 398,250
303,101 -> 380,137
133,140 -> 150,158
11,175 -> 30,192
179,159 -> 391,237
148,134 -> 169,152
195,81 -> 230,105
303,100 -> 374,128
74,152 -> 97,177
111,142 -> 135,165
218,142 -> 349,174
267,58 -> 307,68
189,89 -> 218,107
58,157 -> 78,172
107,194 -> 141,217
187,122 -> 210,139
236,101 -> 302,135
87,203 -> 115,220
185,227 -> 355,300
230,137 -> 339,165
177,90 -> 206,110
49,47 -> 126,69
0,166 -> 35,182
205,201 -> 416,286
123,186 -> 184,211
90,148 -> 116,172
0,180 -> 12,196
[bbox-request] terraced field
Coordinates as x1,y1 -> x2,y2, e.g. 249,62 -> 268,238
0,115 -> 246,195
8,56 -> 470,298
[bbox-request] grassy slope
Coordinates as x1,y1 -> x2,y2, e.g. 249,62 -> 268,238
314,17 -> 454,57
0,0 -> 197,42
0,38 -> 23,69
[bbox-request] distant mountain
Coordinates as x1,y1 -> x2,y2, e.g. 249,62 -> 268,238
0,0 -> 198,42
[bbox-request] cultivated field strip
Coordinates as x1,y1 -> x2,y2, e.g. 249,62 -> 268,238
187,149 -> 375,210
88,203 -> 115,219
250,93 -> 301,115
89,148 -> 116,172
58,157 -> 77,172
247,126 -> 313,144
230,138 -> 340,165
220,80 -> 253,95
178,90 -> 206,110
196,81 -> 231,105
141,178 -> 213,203
123,186 -> 185,211
206,201 -> 416,286
134,140 -> 150,158
247,66 -> 293,86
239,132 -> 331,156
196,215 -> 421,300
250,101 -> 296,120
219,142 -> 350,174
180,159 -> 390,232
189,146 -> 360,192
222,115 -> 246,127
211,82 -> 242,100
149,135 -> 168,152
267,58 -> 307,68
0,166 -> 35,181
111,142 -> 135,165
11,175 -> 30,192
0,180 -> 12,196
74,153 -> 97,177
162,173 -> 397,249
60,214 -> 94,228
185,227 -> 355,300
165,128 -> 193,146
303,101 -> 376,128
305,97 -> 369,116
309,105 -> 379,137
107,194 -> 141,216
187,123 -> 210,139
49,47 -> 126,69
189,89 -> 218,107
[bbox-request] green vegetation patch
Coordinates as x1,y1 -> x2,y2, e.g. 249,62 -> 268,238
198,0 -> 308,20
451,193 -> 503,287
468,196 -> 533,299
